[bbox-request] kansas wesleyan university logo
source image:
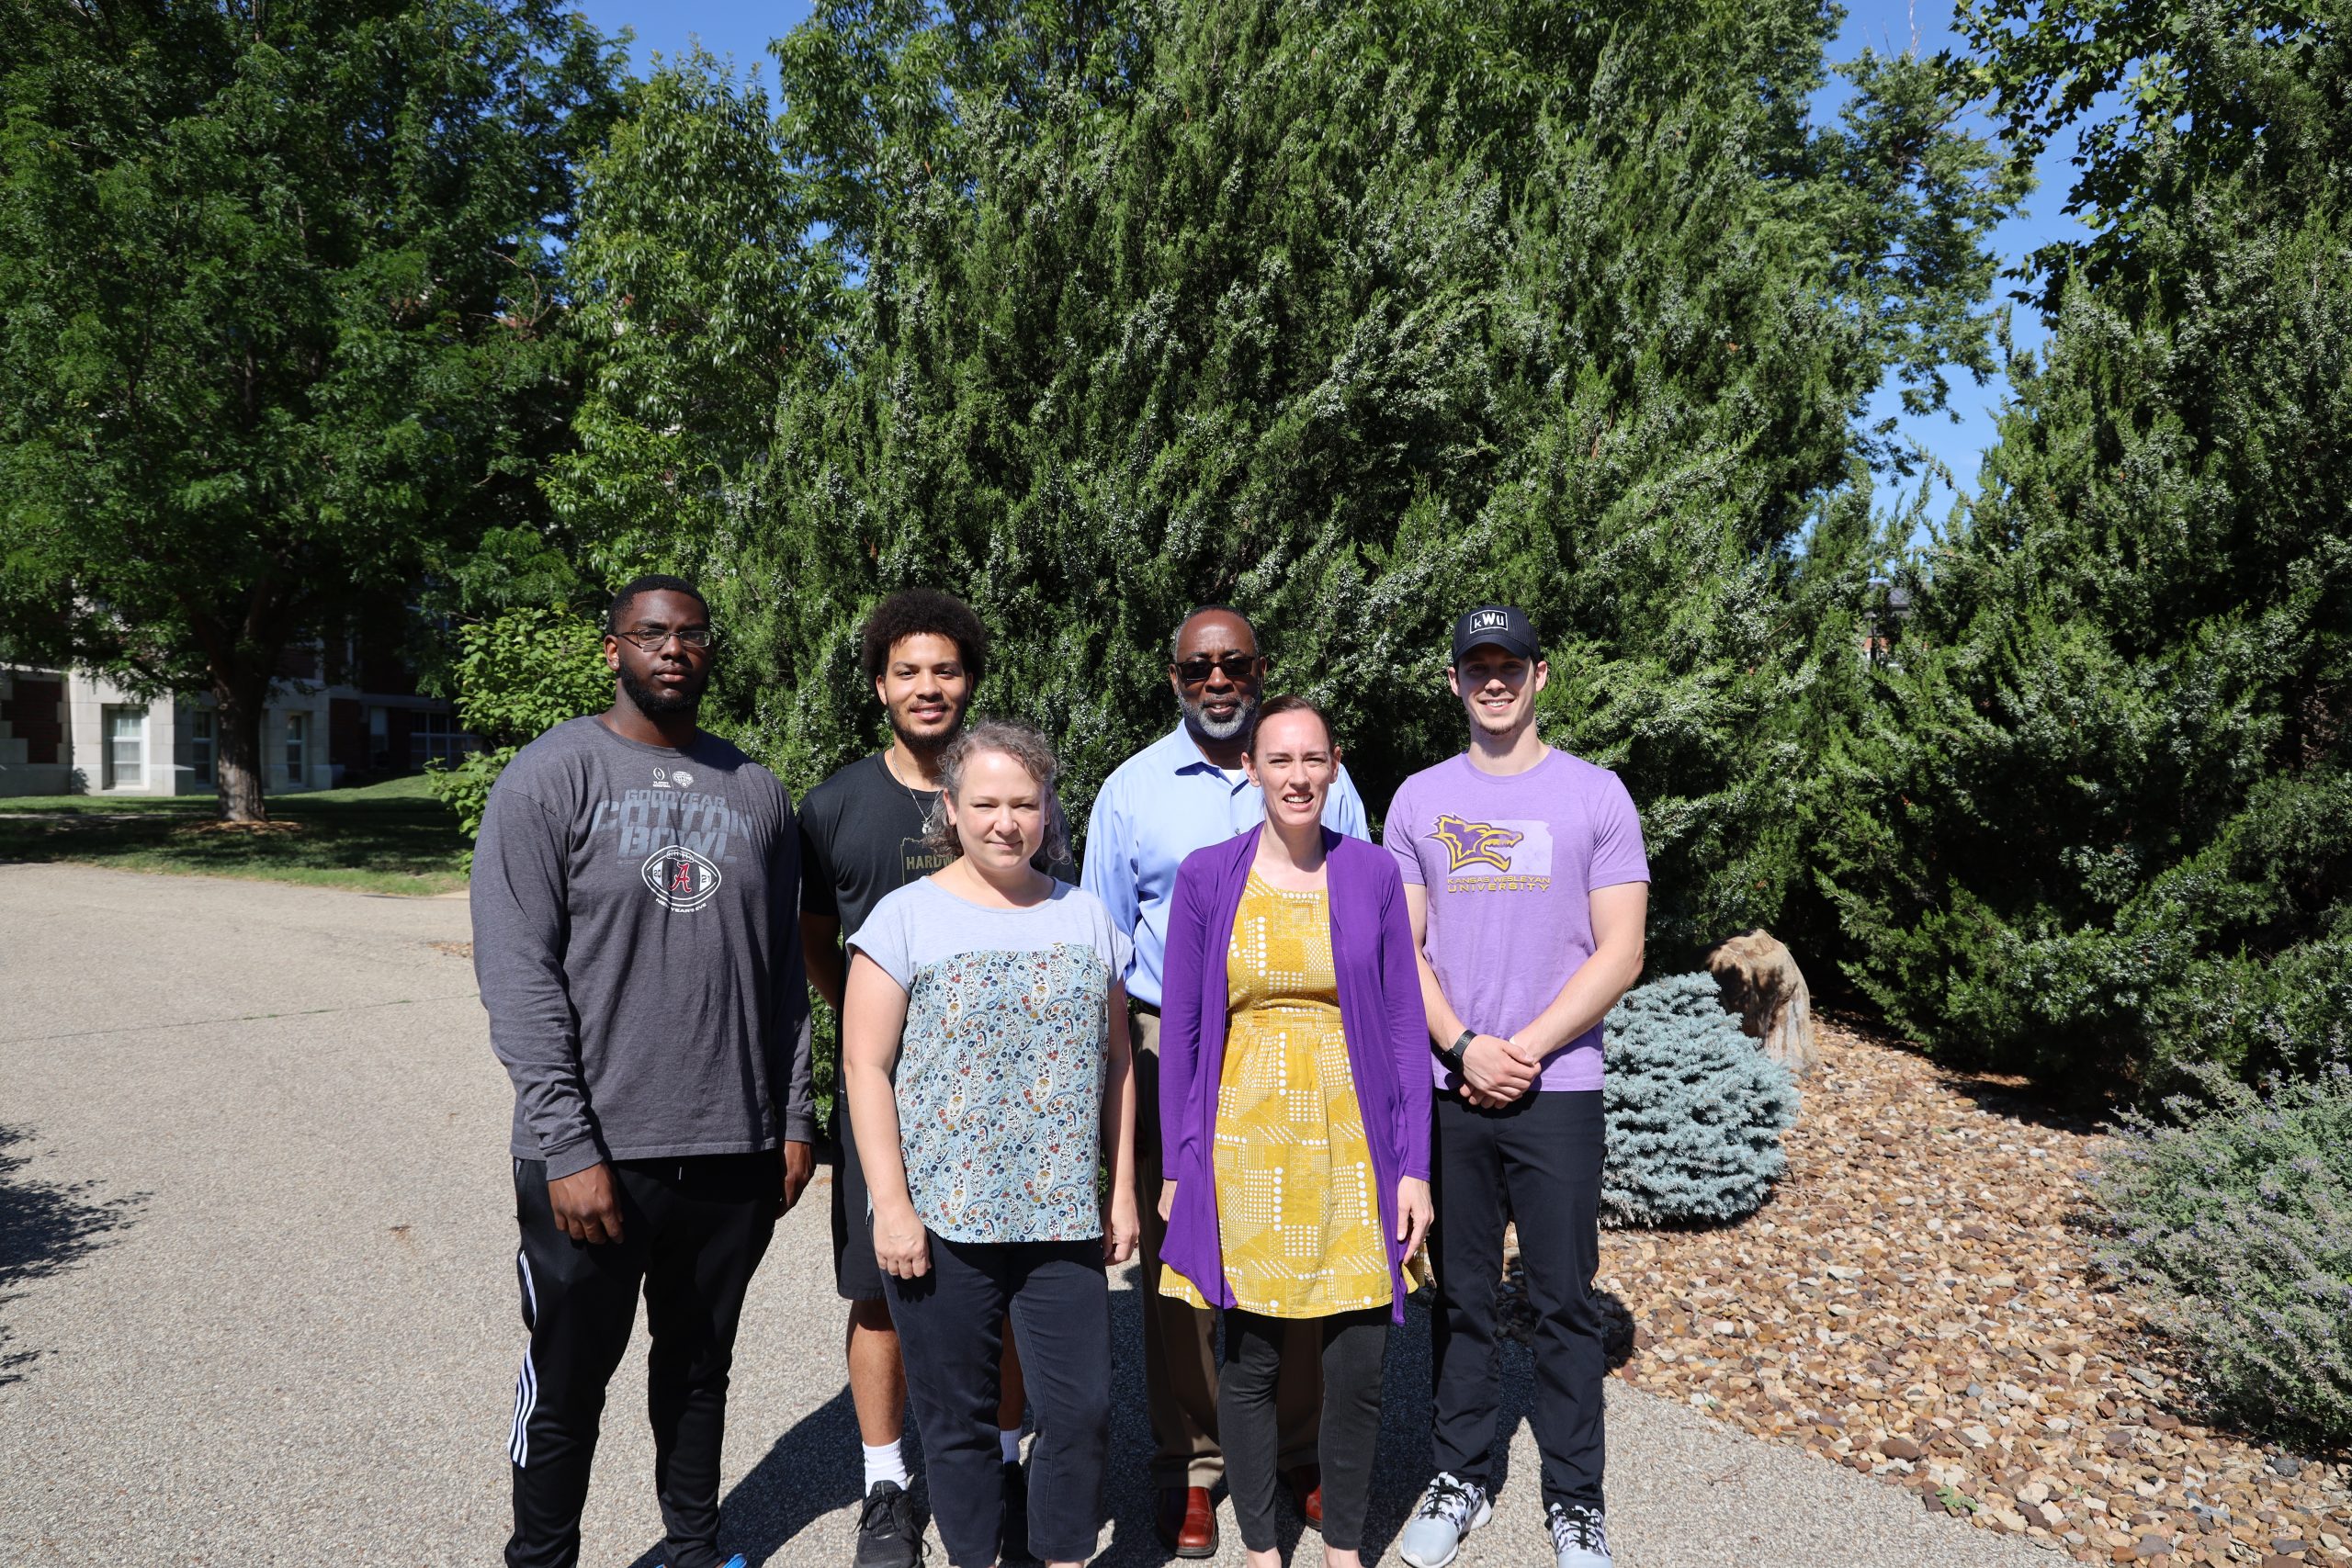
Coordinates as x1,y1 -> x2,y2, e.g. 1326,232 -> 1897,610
1429,814 -> 1523,873
641,844 -> 723,912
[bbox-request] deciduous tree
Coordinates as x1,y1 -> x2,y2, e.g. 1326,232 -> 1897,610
0,1 -> 621,818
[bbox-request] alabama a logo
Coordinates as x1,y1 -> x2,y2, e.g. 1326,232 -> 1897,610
1429,814 -> 1524,874
642,844 -> 723,912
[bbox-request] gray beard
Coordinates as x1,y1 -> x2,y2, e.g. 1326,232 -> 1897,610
1183,691 -> 1257,743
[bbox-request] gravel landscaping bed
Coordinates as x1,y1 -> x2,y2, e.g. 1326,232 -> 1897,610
1555,1020 -> 2351,1564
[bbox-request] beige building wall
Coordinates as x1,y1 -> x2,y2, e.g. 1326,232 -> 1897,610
0,667 -> 336,798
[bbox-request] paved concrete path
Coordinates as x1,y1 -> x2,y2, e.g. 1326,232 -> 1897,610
0,864 -> 2050,1567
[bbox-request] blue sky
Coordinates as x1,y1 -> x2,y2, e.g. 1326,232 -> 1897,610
576,1 -> 2091,526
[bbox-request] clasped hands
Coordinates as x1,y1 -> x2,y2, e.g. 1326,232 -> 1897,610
1455,1031 -> 1544,1108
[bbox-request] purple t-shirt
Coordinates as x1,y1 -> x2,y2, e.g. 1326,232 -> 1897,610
1384,749 -> 1649,1092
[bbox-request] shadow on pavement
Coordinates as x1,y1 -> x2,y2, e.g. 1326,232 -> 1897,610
619,1384 -> 869,1568
0,1122 -> 141,1387
677,1267 -> 1600,1563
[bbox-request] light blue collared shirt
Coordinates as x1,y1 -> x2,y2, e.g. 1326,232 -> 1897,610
1080,723 -> 1370,1008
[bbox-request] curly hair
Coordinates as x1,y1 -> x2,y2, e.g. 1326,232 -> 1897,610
922,717 -> 1071,868
860,588 -> 989,686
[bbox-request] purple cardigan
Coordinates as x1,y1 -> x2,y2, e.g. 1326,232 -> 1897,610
1158,827 -> 1433,1325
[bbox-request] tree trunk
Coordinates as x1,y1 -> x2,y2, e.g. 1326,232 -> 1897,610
212,681 -> 269,823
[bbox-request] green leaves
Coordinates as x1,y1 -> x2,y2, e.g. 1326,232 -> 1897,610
2095,1061 -> 2352,1444
445,606 -> 612,745
556,0 -> 2015,968
0,1 -> 623,814
426,603 -> 611,856
1818,7 -> 2352,1089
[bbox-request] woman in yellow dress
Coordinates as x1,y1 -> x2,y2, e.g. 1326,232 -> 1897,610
1157,696 -> 1435,1568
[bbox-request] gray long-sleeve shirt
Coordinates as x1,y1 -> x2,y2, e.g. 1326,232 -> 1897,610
471,716 -> 814,1179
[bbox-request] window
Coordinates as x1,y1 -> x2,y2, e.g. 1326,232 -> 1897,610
104,705 -> 146,789
189,711 -> 214,784
285,712 -> 307,783
411,707 -> 469,768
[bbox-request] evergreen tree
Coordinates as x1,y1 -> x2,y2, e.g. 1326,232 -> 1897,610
563,0 -> 2017,963
1821,6 -> 2350,1086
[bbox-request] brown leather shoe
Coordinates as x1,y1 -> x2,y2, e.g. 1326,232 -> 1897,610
1283,1464 -> 1324,1533
1154,1484 -> 1217,1558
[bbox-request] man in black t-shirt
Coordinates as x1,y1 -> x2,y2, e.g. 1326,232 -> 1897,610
799,589 -> 1073,1568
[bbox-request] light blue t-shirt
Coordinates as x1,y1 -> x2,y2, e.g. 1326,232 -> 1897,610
1080,724 -> 1369,1008
851,877 -> 1133,1244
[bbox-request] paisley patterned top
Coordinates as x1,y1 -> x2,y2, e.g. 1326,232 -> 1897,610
851,878 -> 1133,1244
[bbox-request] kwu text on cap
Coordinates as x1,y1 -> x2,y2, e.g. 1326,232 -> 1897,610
1451,604 -> 1541,665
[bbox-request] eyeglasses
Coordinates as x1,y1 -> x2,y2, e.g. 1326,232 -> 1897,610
614,626 -> 719,651
1172,652 -> 1262,685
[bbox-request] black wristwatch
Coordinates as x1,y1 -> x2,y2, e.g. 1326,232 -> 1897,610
1436,1028 -> 1476,1077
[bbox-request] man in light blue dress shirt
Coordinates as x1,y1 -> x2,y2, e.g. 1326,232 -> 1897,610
1081,604 -> 1368,1557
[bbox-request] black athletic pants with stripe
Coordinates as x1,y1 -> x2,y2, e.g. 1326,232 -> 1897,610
507,1152 -> 779,1568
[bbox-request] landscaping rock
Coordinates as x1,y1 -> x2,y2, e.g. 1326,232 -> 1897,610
1548,1018 -> 2352,1564
1706,929 -> 1819,1077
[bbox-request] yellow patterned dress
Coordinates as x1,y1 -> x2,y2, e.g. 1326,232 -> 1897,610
1164,873 -> 1392,1317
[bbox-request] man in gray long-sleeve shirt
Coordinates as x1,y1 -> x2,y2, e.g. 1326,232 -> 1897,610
473,572 -> 813,1568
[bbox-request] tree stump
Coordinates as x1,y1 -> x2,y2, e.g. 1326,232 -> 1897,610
1705,929 -> 1818,1077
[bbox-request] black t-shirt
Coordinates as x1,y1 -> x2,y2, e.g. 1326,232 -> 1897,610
798,751 -> 1075,942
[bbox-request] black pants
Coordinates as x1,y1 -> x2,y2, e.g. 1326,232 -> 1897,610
1220,1307 -> 1389,1552
826,1092 -> 888,1302
1430,1089 -> 1606,1510
888,1235 -> 1110,1568
506,1153 -> 779,1568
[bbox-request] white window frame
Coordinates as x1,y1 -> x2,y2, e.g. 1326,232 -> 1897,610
103,705 -> 147,790
284,711 -> 308,784
413,707 -> 469,768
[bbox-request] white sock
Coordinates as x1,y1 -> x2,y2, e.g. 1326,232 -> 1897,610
999,1427 -> 1023,1464
863,1438 -> 910,1491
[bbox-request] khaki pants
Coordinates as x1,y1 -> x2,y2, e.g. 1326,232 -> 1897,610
1132,1006 -> 1323,1487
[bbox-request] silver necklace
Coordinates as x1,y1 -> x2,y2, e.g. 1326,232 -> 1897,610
881,748 -> 940,828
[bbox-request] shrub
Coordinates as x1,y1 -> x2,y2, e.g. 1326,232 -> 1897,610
2092,1062 -> 2352,1447
426,607 -> 610,865
1602,973 -> 1799,1225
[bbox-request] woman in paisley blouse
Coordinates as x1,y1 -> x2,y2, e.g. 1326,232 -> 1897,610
1157,695 -> 1435,1568
842,718 -> 1140,1568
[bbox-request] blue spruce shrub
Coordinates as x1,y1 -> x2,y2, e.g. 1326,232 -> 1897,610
1602,973 -> 1800,1225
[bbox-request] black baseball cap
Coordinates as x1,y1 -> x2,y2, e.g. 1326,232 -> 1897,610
1451,604 -> 1542,665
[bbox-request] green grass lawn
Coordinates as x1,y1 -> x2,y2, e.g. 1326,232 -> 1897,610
0,773 -> 469,895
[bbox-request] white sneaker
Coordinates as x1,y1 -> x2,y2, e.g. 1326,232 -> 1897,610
1546,1501 -> 1611,1568
1396,1472 -> 1491,1568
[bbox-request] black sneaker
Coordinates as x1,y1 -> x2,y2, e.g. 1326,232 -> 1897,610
855,1478 -> 923,1568
1000,1459 -> 1031,1562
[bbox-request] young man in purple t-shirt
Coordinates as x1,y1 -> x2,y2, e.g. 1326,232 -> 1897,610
1385,605 -> 1649,1568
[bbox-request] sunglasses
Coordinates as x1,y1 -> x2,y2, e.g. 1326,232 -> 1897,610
1172,652 -> 1263,685
614,626 -> 719,651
